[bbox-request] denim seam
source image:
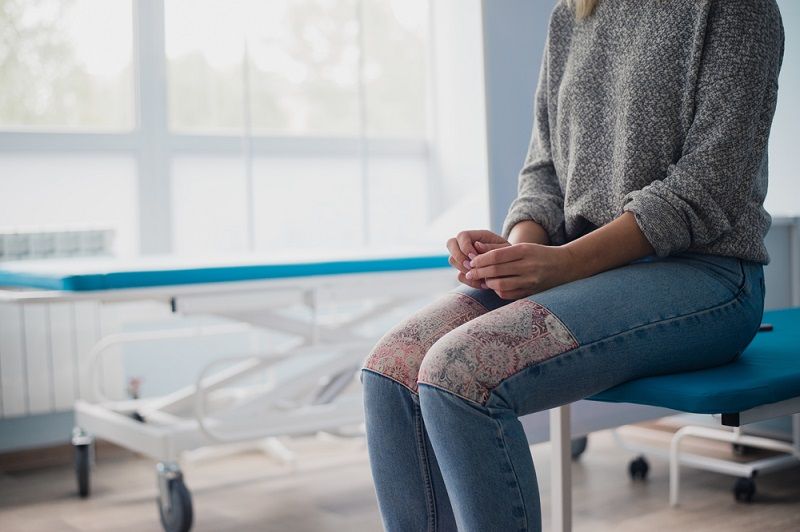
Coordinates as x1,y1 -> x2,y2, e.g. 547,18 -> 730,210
363,369 -> 440,530
418,382 -> 529,531
489,277 -> 751,401
418,381 -> 487,408
361,367 -> 420,396
413,400 -> 438,532
490,413 -> 529,532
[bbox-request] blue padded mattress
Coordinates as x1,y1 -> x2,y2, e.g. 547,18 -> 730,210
589,307 -> 800,415
0,249 -> 451,291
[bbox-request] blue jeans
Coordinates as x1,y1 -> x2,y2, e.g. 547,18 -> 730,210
360,251 -> 765,531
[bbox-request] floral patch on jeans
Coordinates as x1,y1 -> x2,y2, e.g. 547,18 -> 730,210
362,292 -> 488,393
417,300 -> 579,405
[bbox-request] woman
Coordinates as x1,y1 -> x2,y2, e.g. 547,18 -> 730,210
360,0 -> 784,530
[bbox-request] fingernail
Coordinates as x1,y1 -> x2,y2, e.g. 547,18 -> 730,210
468,252 -> 477,260
462,260 -> 471,269
465,270 -> 473,280
469,259 -> 475,267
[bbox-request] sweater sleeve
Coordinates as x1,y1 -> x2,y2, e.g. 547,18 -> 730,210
501,32 -> 566,245
620,0 -> 784,257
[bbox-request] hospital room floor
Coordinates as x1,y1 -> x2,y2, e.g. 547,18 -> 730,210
1,426 -> 798,531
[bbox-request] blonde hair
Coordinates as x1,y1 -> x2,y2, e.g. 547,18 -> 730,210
569,0 -> 599,19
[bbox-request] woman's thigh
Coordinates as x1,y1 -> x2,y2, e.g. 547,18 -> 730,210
417,252 -> 766,415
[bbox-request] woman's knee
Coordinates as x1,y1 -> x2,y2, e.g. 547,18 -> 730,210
361,292 -> 488,393
417,328 -> 491,405
418,299 -> 579,406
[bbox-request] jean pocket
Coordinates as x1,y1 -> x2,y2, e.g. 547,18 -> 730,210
678,253 -> 747,297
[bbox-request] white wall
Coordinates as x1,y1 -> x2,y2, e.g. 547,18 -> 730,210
769,0 -> 800,217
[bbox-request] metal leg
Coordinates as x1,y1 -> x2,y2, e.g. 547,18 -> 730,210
669,428 -> 683,507
550,404 -> 572,532
71,427 -> 94,498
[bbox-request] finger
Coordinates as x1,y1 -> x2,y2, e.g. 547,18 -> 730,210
475,241 -> 510,253
484,276 -> 521,292
471,244 -> 525,268
447,237 -> 468,266
448,254 -> 471,274
448,255 -> 468,274
465,262 -> 520,281
495,289 -> 523,301
457,271 -> 483,289
456,231 -> 479,260
496,288 -> 532,300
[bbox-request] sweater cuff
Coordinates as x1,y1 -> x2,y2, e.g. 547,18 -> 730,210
621,186 -> 691,257
501,198 -> 565,245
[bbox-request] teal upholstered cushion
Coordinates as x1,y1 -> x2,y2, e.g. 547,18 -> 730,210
589,308 -> 800,414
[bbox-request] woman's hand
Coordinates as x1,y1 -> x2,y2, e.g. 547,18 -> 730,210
465,243 -> 581,300
460,212 -> 656,299
447,230 -> 509,289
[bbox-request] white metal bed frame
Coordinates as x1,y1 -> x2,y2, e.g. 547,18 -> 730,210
2,265 -> 457,532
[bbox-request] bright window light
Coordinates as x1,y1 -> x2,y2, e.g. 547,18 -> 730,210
0,0 -> 134,130
164,0 -> 428,137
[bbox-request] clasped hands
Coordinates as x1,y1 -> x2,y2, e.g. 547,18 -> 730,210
446,229 -> 580,300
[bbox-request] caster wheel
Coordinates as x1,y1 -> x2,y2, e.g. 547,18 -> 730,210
157,468 -> 193,532
74,444 -> 91,498
733,477 -> 756,503
571,436 -> 588,460
628,455 -> 649,481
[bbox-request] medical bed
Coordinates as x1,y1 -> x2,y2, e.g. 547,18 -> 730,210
0,249 -> 460,532
549,306 -> 800,532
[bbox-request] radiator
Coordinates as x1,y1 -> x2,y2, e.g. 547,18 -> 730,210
0,225 -> 124,419
0,226 -> 114,261
0,300 -> 169,419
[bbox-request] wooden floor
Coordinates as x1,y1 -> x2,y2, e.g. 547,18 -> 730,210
1,427 -> 798,531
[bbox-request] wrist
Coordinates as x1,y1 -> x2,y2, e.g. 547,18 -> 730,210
508,220 -> 550,246
559,242 -> 590,282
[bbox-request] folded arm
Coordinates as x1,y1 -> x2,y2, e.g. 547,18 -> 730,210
619,0 -> 784,257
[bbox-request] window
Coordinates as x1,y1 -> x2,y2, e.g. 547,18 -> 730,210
0,155 -> 138,253
0,0 -> 490,257
165,0 -> 428,137
0,0 -> 134,130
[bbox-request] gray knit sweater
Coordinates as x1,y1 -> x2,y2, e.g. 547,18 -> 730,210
501,0 -> 784,264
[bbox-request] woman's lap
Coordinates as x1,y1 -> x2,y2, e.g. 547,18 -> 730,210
415,251 -> 765,415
